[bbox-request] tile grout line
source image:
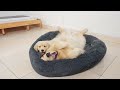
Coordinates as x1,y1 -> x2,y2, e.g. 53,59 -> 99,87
92,56 -> 118,79
89,69 -> 101,79
19,71 -> 33,79
98,75 -> 106,79
97,74 -> 102,79
0,59 -> 19,79
88,70 -> 101,79
100,56 -> 118,77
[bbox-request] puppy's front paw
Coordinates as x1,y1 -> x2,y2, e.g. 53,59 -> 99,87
80,49 -> 85,54
41,57 -> 47,61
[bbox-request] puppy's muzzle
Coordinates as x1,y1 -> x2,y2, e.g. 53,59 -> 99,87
41,49 -> 44,52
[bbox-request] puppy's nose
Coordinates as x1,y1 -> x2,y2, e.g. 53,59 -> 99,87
41,50 -> 44,52
46,53 -> 50,57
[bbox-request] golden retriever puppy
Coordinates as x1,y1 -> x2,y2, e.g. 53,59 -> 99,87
34,41 -> 51,56
41,41 -> 85,61
41,28 -> 88,61
34,37 -> 63,57
33,28 -> 64,56
35,28 -> 88,61
34,38 -> 63,57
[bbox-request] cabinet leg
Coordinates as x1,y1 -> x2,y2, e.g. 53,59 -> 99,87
39,23 -> 43,28
26,25 -> 30,30
1,29 -> 5,35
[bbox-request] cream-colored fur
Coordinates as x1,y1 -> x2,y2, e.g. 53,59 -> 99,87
34,28 -> 63,53
41,28 -> 88,61
34,41 -> 50,53
41,41 -> 85,61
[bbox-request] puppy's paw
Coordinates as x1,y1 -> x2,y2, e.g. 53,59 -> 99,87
41,56 -> 47,61
80,49 -> 85,54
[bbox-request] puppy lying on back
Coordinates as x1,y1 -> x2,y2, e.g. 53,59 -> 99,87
41,29 -> 88,61
41,41 -> 85,61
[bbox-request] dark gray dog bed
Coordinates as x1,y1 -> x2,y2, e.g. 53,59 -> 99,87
29,31 -> 107,77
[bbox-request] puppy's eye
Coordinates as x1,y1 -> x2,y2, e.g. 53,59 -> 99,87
39,46 -> 41,48
44,46 -> 46,47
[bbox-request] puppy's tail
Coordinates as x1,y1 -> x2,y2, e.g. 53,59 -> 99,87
79,28 -> 88,34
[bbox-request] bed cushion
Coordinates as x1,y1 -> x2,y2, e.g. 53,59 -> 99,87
29,31 -> 107,77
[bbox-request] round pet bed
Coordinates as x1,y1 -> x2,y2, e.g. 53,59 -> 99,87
29,31 -> 107,77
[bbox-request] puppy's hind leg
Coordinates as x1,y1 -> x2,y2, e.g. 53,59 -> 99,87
76,28 -> 88,36
80,28 -> 88,34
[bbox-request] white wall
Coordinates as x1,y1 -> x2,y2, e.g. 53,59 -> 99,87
29,11 -> 64,26
0,11 -> 120,37
29,11 -> 120,37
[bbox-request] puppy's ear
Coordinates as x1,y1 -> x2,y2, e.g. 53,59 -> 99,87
46,43 -> 50,49
34,43 -> 38,51
54,41 -> 68,50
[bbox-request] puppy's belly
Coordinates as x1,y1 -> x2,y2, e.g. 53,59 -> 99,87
67,48 -> 85,59
67,37 -> 86,49
61,32 -> 86,48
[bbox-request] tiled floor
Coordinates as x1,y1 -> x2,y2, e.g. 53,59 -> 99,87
0,27 -> 120,79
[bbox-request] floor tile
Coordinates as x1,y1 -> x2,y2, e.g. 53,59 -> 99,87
90,49 -> 117,76
102,57 -> 120,79
0,61 -> 8,73
0,69 -> 18,79
0,49 -> 34,78
0,60 -> 17,79
21,70 -> 100,79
